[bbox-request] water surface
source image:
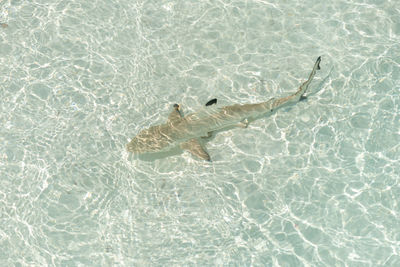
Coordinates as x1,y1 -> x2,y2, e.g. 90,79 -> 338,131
1,0 -> 399,266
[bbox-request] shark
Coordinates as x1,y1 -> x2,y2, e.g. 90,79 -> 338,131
127,56 -> 321,161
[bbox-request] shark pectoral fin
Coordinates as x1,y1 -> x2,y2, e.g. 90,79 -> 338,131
180,138 -> 211,161
168,104 -> 183,123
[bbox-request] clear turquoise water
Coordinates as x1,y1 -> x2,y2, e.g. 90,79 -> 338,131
1,0 -> 399,266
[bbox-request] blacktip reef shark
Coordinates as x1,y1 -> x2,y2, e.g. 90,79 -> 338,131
127,56 -> 321,161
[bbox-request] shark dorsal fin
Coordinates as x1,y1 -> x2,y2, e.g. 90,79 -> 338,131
205,98 -> 217,106
167,104 -> 183,123
180,138 -> 211,161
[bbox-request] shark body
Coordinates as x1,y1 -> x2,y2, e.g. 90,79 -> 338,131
127,56 -> 321,161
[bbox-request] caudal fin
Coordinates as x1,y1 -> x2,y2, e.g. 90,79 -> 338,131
270,56 -> 321,110
295,56 -> 321,99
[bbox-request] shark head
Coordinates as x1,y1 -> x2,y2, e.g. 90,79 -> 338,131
126,124 -> 175,154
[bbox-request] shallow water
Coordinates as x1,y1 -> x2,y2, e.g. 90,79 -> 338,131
1,0 -> 399,266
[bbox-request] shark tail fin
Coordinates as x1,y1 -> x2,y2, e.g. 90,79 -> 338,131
295,56 -> 321,100
270,56 -> 321,110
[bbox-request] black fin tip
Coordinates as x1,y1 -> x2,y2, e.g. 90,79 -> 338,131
205,98 -> 217,106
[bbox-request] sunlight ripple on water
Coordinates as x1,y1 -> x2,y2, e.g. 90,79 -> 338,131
0,0 -> 399,266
